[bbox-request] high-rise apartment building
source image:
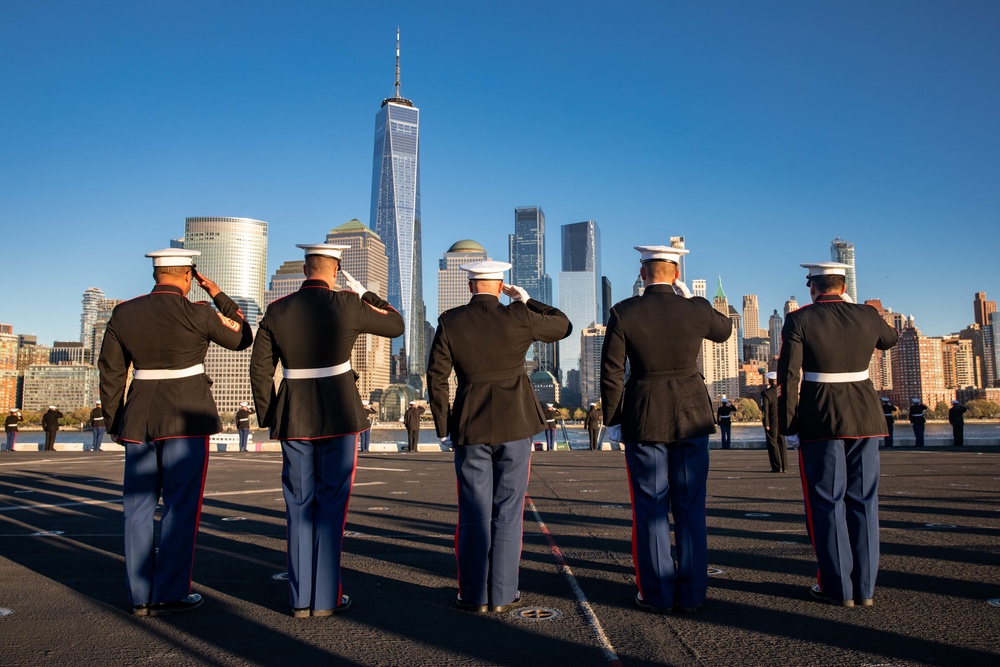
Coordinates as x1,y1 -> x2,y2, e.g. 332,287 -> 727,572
558,220 -> 602,406
831,237 -> 858,303
370,30 -> 425,382
942,337 -> 977,389
22,364 -> 98,411
691,279 -> 707,299
327,218 -> 394,403
973,292 -> 996,327
80,287 -> 105,349
509,206 -> 555,375
864,299 -> 894,391
890,326 -> 949,407
729,305 -> 743,363
182,216 -> 268,418
51,341 -> 89,365
0,326 -> 17,410
579,323 -> 606,408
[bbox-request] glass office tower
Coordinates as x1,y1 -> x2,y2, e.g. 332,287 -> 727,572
830,237 -> 857,303
509,206 -> 554,374
371,30 -> 426,382
558,220 -> 602,406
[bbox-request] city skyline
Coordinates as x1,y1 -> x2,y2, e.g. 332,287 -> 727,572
2,2 -> 999,345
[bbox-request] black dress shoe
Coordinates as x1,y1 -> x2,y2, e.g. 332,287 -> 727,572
634,592 -> 672,614
132,603 -> 150,616
454,595 -> 488,614
675,603 -> 700,614
148,593 -> 204,616
312,595 -> 352,616
489,591 -> 523,613
809,584 -> 854,607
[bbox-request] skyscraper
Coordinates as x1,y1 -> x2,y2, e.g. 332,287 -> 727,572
510,206 -> 554,375
80,287 -> 105,349
264,260 -> 306,306
558,220 -> 602,406
580,323 -> 606,408
327,218 -> 394,403
743,294 -> 761,338
699,278 -> 739,402
890,325 -> 948,407
669,236 -> 687,282
974,292 -> 997,327
830,237 -> 857,303
371,29 -> 425,382
182,216 -> 268,418
768,309 -> 783,359
783,296 -> 799,318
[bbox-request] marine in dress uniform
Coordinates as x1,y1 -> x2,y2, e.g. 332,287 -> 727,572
404,402 -> 425,452
908,399 -> 929,447
949,400 -> 968,446
3,409 -> 21,452
543,404 -> 559,451
98,248 -> 253,616
235,402 -> 254,452
427,260 -> 572,613
716,397 -> 736,449
585,403 -> 603,450
359,400 -> 376,453
760,373 -> 786,472
880,398 -> 896,447
89,401 -> 106,451
601,245 -> 732,614
250,243 -> 404,617
778,262 -> 898,607
41,406 -> 63,451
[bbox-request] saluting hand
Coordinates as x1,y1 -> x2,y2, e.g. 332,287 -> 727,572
340,269 -> 367,297
502,284 -> 529,302
194,272 -> 222,298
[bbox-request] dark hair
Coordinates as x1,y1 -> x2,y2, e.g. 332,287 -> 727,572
808,274 -> 846,293
304,255 -> 339,274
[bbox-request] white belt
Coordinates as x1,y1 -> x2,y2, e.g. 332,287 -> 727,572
133,364 -> 205,380
282,361 -> 352,379
912,413 -> 924,417
802,370 -> 869,383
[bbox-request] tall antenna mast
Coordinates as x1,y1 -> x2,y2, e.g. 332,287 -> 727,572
394,27 -> 401,99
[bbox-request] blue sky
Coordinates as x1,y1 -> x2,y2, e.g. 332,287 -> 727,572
2,1 -> 998,345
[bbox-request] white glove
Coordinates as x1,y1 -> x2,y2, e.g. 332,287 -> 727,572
340,269 -> 367,297
440,436 -> 452,448
841,291 -> 855,303
672,280 -> 693,298
785,433 -> 800,448
502,283 -> 530,303
606,424 -> 622,443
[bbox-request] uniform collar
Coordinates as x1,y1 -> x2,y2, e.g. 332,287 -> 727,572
470,293 -> 500,302
151,284 -> 184,296
643,284 -> 677,294
815,293 -> 845,303
301,279 -> 332,290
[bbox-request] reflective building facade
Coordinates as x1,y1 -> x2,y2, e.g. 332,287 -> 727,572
558,220 -> 602,405
370,31 -> 425,381
509,206 -> 554,374
830,237 -> 858,303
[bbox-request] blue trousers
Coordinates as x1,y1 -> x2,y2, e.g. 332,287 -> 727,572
883,420 -> 893,447
454,439 -> 531,607
281,435 -> 358,610
624,436 -> 710,609
238,428 -> 250,451
719,422 -> 731,449
91,427 -> 105,451
358,427 -> 371,452
912,422 -> 925,447
123,437 -> 209,606
799,437 -> 880,601
545,428 -> 556,451
3,431 -> 14,451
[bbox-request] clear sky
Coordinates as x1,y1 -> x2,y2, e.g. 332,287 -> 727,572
2,1 -> 998,345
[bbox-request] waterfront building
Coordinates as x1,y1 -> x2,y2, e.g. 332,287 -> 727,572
579,323 -> 606,408
830,237 -> 858,303
959,323 -> 995,389
942,337 -> 977,389
0,326 -> 17,410
22,364 -> 98,412
264,260 -> 306,306
80,287 -> 105,350
90,298 -> 121,354
181,216 -> 268,418
529,370 -> 560,406
558,220 -> 602,406
743,294 -> 762,338
370,29 -> 425,381
864,299 -> 894,391
890,326 -> 950,407
510,206 -> 555,375
739,361 -> 768,403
